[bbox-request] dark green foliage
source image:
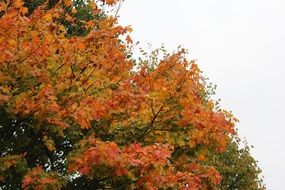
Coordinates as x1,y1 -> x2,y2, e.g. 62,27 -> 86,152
23,0 -> 59,14
0,1 -> 266,189
22,0 -> 105,36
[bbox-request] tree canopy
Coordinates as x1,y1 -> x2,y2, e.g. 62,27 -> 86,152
0,0 -> 265,189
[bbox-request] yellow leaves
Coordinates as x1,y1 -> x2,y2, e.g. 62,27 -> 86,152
207,101 -> 215,110
46,57 -> 57,71
149,130 -> 187,147
45,34 -> 54,44
14,0 -> 24,8
0,2 -> 239,189
125,25 -> 133,33
88,1 -> 97,9
43,13 -> 53,22
197,149 -> 208,161
1,154 -> 25,169
190,62 -> 201,77
189,130 -> 206,148
0,84 -> 11,104
58,24 -> 66,33
0,153 -> 26,180
0,2 -> 6,12
8,39 -> 17,47
20,6 -> 28,15
43,135 -> 56,152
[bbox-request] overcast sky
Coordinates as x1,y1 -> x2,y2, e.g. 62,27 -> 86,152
119,0 -> 285,189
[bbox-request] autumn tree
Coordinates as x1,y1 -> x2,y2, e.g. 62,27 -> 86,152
0,0 -> 107,36
0,0 -> 264,189
203,135 -> 265,190
132,48 -> 266,190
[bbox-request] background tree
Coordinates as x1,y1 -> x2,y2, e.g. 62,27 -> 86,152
0,0 -> 265,189
209,136 -> 266,190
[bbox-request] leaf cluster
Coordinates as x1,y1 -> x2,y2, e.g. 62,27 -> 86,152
0,0 -> 265,189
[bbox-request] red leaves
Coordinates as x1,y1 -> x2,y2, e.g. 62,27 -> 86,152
0,0 -> 132,130
86,20 -> 95,28
68,138 -> 173,177
67,137 -> 224,189
68,139 -> 122,175
0,0 -> 239,189
122,143 -> 173,167
100,0 -> 119,6
125,35 -> 133,44
74,112 -> 91,129
0,94 -> 10,103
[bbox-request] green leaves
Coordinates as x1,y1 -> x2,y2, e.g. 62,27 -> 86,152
0,0 -> 265,189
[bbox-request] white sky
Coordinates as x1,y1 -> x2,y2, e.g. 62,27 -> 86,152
118,0 -> 285,189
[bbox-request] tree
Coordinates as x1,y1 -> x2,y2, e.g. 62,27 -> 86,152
208,136 -> 266,190
0,0 -> 106,36
0,0 -> 264,189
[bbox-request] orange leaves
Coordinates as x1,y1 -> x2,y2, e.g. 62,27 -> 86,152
68,138 -> 174,182
123,143 -> 173,167
90,99 -> 106,119
67,137 -> 224,189
63,0 -> 73,7
0,2 -> 6,12
201,166 -> 222,185
65,14 -> 73,22
74,112 -> 91,129
14,0 -> 24,9
43,13 -> 53,22
76,42 -> 86,50
68,138 -> 122,175
72,98 -> 107,129
0,0 -> 132,131
125,35 -> 133,44
21,166 -> 62,190
20,7 -> 28,15
0,154 -> 25,170
0,94 -> 10,103
106,0 -> 118,5
86,20 -> 95,28
100,0 -> 119,6
0,0 -> 239,189
11,0 -> 29,15
0,154 -> 26,182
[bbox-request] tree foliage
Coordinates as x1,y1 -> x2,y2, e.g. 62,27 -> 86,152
209,136 -> 266,190
0,0 -> 265,189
